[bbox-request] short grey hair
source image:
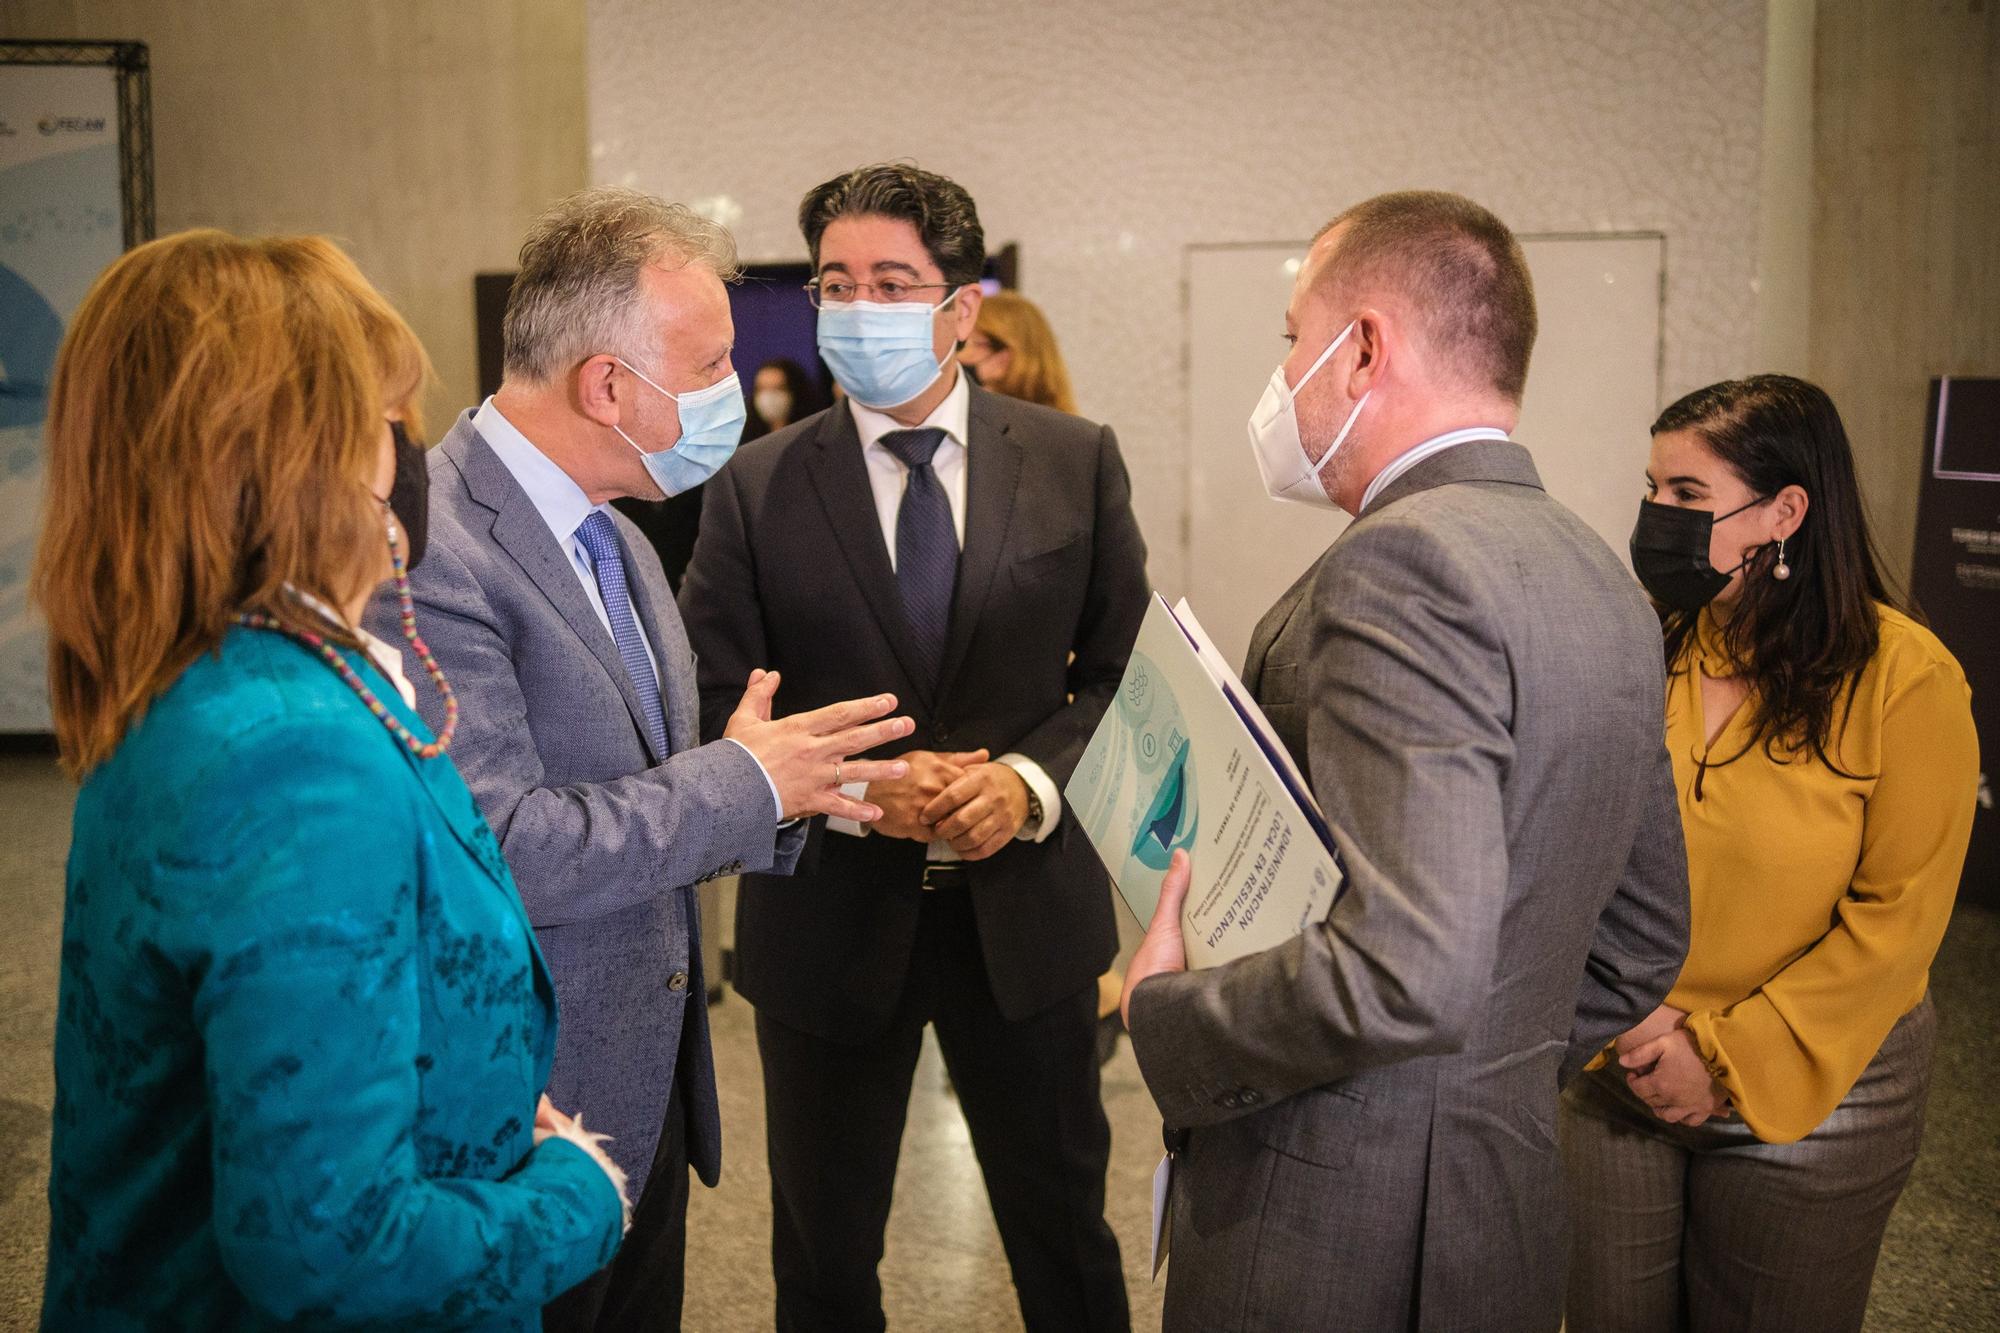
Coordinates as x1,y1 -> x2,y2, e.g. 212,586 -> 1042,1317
502,186 -> 741,382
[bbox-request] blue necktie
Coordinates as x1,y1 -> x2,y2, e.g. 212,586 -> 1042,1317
575,510 -> 668,757
880,428 -> 958,688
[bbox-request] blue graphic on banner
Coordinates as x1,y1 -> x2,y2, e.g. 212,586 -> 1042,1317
1088,647 -> 1201,881
0,64 -> 126,729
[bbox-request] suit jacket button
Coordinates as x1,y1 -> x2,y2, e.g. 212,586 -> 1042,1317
667,971 -> 690,992
1218,1093 -> 1240,1109
1240,1089 -> 1262,1106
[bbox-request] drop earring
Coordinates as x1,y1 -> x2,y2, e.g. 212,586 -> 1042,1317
1773,535 -> 1792,581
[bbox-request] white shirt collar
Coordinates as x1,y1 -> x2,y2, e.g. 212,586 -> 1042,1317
848,363 -> 971,454
1360,426 -> 1512,512
285,586 -> 418,709
474,396 -> 607,545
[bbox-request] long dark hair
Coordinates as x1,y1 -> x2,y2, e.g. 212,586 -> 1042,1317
743,357 -> 830,441
1652,374 -> 1906,772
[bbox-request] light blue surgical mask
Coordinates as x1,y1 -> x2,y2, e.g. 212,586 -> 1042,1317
612,356 -> 745,496
816,288 -> 963,409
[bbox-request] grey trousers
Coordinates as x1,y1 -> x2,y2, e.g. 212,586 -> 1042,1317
1558,996 -> 1936,1333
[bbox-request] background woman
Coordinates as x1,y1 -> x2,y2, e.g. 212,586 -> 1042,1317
960,288 -> 1077,414
1563,374 -> 1979,1332
745,355 -> 830,439
34,230 -> 626,1329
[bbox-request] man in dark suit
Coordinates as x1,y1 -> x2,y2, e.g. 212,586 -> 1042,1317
679,163 -> 1148,1332
1120,191 -> 1690,1331
371,187 -> 914,1332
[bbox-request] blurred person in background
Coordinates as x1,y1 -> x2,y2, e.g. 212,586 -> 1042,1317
746,356 -> 831,440
960,288 -> 1077,415
34,229 -> 627,1330
1564,375 -> 1979,1333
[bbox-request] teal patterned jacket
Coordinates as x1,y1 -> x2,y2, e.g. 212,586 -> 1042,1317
42,627 -> 623,1329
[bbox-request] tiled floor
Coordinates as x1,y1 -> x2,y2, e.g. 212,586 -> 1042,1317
682,990 -> 1169,1331
1,754 -> 1993,1330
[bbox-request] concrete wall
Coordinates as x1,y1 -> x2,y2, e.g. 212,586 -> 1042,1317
1808,0 -> 2000,585
1,0 -> 590,430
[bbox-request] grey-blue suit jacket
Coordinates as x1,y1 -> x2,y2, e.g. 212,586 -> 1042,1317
1129,442 -> 1689,1332
366,410 -> 804,1200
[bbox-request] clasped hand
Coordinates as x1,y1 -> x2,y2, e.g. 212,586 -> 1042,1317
1616,1004 -> 1733,1127
722,669 -> 913,824
865,748 -> 1034,861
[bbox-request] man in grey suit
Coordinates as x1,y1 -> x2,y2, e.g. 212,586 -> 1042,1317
369,187 -> 913,1332
1121,191 -> 1691,1331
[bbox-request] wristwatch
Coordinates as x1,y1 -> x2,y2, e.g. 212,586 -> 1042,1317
1023,783 -> 1044,831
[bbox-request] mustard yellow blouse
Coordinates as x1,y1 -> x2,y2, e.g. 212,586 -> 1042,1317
1666,604 -> 1978,1144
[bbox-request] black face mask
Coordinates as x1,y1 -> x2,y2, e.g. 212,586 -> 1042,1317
387,421 -> 429,572
1629,496 -> 1768,613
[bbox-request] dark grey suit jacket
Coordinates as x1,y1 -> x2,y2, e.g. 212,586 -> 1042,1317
679,385 -> 1150,1039
1129,441 -> 1689,1332
366,410 -> 805,1200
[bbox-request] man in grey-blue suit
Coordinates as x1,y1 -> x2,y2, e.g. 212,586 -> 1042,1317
370,188 -> 912,1333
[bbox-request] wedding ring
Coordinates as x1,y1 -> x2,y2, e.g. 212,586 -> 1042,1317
834,762 -> 844,786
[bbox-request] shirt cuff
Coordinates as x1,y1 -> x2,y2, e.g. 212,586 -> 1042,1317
722,737 -> 785,824
997,753 -> 1061,843
826,780 -> 872,837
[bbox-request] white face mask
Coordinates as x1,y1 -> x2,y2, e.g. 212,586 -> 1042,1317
1246,320 -> 1371,510
753,388 -> 793,425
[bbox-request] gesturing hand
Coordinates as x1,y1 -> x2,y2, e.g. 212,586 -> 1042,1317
866,749 -> 989,842
1120,849 -> 1192,1028
723,669 -> 913,823
1621,1027 -> 1733,1127
921,761 -> 1031,860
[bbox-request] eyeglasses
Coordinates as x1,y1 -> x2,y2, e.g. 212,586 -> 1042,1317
804,278 -> 954,309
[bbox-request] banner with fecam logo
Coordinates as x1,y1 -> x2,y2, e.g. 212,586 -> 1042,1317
0,63 -> 123,730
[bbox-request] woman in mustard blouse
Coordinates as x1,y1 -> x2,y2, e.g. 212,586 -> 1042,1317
1561,375 -> 1979,1332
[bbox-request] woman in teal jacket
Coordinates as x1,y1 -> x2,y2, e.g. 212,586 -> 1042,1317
33,230 -> 625,1328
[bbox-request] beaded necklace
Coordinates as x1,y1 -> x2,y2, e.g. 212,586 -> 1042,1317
230,521 -> 459,758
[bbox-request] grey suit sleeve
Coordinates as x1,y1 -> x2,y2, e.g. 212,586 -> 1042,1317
1129,518 -> 1515,1129
394,539 -> 789,928
1560,738 -> 1689,1085
1006,424 -> 1150,785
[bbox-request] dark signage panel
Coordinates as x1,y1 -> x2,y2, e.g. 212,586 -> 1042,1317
1912,377 -> 2000,910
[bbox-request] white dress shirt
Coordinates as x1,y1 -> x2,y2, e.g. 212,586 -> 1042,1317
1359,426 -> 1512,512
291,586 -> 418,710
828,369 -> 1064,854
474,397 -> 782,820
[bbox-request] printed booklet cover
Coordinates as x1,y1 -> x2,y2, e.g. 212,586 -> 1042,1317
1066,594 -> 1343,969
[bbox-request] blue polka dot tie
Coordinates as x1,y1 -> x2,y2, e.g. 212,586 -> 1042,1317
575,509 -> 668,757
880,428 -> 959,689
